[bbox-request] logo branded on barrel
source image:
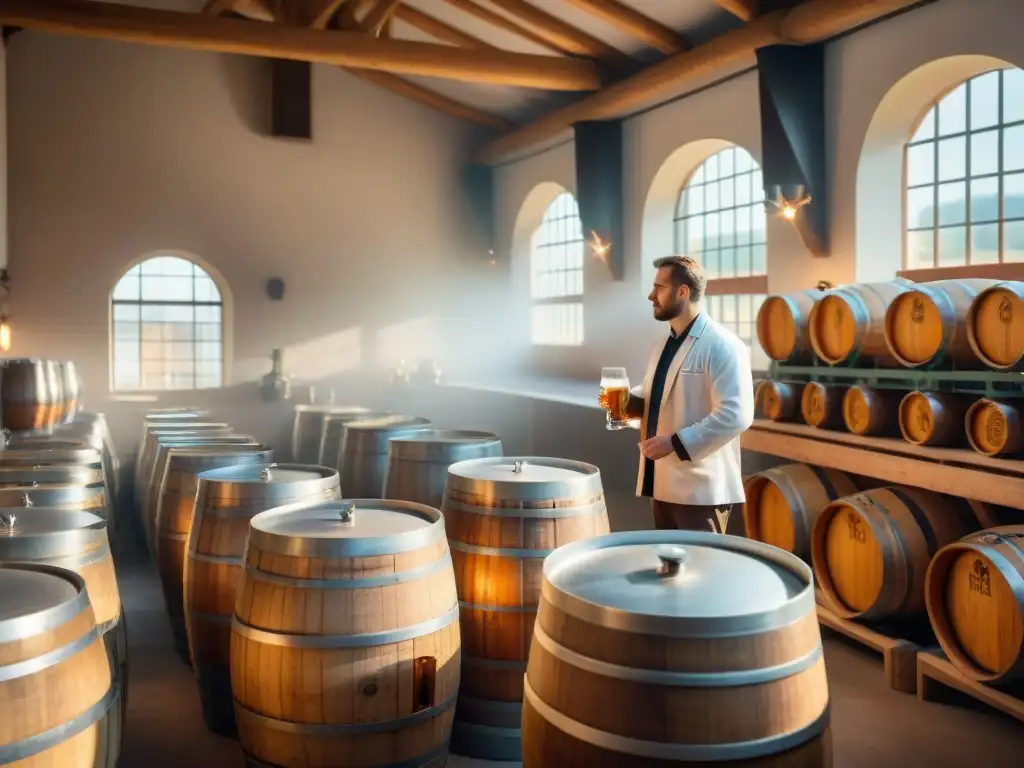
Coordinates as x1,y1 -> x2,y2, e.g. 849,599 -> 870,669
969,559 -> 991,597
847,511 -> 866,543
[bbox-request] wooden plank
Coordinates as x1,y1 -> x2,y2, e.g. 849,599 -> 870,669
918,650 -> 1024,723
742,420 -> 1024,510
714,0 -> 759,21
562,0 -> 688,54
0,0 -> 601,91
816,597 -> 921,694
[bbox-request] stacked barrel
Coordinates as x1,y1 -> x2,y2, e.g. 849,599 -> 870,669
756,278 -> 1024,455
0,361 -> 126,765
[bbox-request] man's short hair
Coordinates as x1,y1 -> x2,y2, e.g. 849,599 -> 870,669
653,255 -> 707,301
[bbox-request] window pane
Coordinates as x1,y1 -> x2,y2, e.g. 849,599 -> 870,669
906,143 -> 934,186
937,182 -> 966,226
971,130 -> 999,177
971,176 -> 999,222
971,71 -> 1001,130
1004,125 -> 1024,172
907,187 -> 934,229
938,225 -> 967,267
937,136 -> 966,181
1006,220 -> 1024,261
112,273 -> 139,301
972,223 -> 1000,264
1004,68 -> 1024,124
912,109 -> 936,142
906,230 -> 934,269
1006,172 -> 1024,219
937,82 -> 967,136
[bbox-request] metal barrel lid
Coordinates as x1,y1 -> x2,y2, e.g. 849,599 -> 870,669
295,404 -> 372,417
343,416 -> 434,453
541,530 -> 814,639
0,465 -> 105,486
147,424 -> 232,437
446,456 -> 603,502
0,562 -> 91,643
144,408 -> 209,420
0,509 -> 107,561
4,438 -> 102,453
0,448 -> 104,466
321,410 -> 396,442
387,430 -> 503,463
196,462 -> 340,501
165,446 -> 274,473
249,498 -> 445,558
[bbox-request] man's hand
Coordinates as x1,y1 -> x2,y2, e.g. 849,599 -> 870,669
639,435 -> 674,460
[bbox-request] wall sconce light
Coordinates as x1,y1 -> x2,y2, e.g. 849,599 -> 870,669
765,184 -> 812,221
816,280 -> 833,291
588,230 -> 610,261
0,269 -> 11,353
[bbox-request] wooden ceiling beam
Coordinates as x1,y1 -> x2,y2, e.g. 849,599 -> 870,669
714,0 -> 759,21
483,0 -> 627,62
309,0 -> 351,29
562,0 -> 689,54
476,0 -> 929,162
440,0 -> 568,55
204,0 -> 276,22
392,5 -> 494,49
0,0 -> 601,90
347,68 -> 515,129
357,0 -> 401,35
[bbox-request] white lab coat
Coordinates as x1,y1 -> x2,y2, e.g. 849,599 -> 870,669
632,313 -> 755,505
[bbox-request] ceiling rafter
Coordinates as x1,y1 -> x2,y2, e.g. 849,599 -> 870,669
356,0 -> 401,35
714,0 -> 759,22
562,0 -> 689,54
392,5 -> 494,49
476,0 -> 932,162
482,0 -> 628,63
0,0 -> 601,90
439,0 -> 568,55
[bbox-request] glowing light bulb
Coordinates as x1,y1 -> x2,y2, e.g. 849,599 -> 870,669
0,320 -> 11,352
782,205 -> 797,221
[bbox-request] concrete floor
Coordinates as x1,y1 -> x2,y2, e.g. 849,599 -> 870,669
117,558 -> 1024,768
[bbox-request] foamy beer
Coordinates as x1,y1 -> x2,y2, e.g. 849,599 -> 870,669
600,367 -> 633,430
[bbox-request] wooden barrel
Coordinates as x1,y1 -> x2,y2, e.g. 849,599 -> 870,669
144,433 -> 258,552
0,483 -> 107,515
925,525 -> 1024,684
0,358 -> 63,433
883,279 -> 1000,369
755,380 -> 803,422
810,486 -> 980,621
898,391 -> 972,447
800,382 -> 845,429
808,279 -> 913,365
134,409 -> 210,505
0,508 -> 128,737
340,415 -> 433,498
48,412 -> 120,514
155,445 -> 274,664
965,398 -> 1024,457
756,289 -> 822,363
0,562 -> 119,767
135,421 -> 229,513
290,404 -> 371,464
842,385 -> 902,436
967,281 -> 1024,371
0,463 -> 104,488
521,531 -> 831,767
183,462 -> 340,736
231,499 -> 461,767
442,456 -> 611,761
743,464 -> 859,561
318,409 -> 389,470
384,430 -> 503,509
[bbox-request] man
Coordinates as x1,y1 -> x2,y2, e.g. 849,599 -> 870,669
601,255 -> 754,531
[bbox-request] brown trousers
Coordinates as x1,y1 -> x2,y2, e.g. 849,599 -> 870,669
651,499 -> 743,534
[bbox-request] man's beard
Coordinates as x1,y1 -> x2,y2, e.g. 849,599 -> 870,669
654,301 -> 684,321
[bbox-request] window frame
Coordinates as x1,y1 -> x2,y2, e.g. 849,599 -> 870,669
109,254 -> 226,393
529,191 -> 585,347
901,68 -> 1024,280
673,146 -> 769,371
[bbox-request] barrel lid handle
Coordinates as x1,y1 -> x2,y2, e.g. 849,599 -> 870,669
655,545 -> 688,578
512,460 -> 525,474
260,463 -> 279,482
0,513 -> 16,531
338,502 -> 355,525
706,507 -> 731,535
21,493 -> 33,507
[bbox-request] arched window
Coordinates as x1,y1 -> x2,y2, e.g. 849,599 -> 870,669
111,254 -> 224,391
906,68 -> 1024,269
530,191 -> 584,346
675,146 -> 768,369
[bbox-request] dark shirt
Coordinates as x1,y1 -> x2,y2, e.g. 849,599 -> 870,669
641,316 -> 697,498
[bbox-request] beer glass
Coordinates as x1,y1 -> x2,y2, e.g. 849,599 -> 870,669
600,367 -> 632,431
